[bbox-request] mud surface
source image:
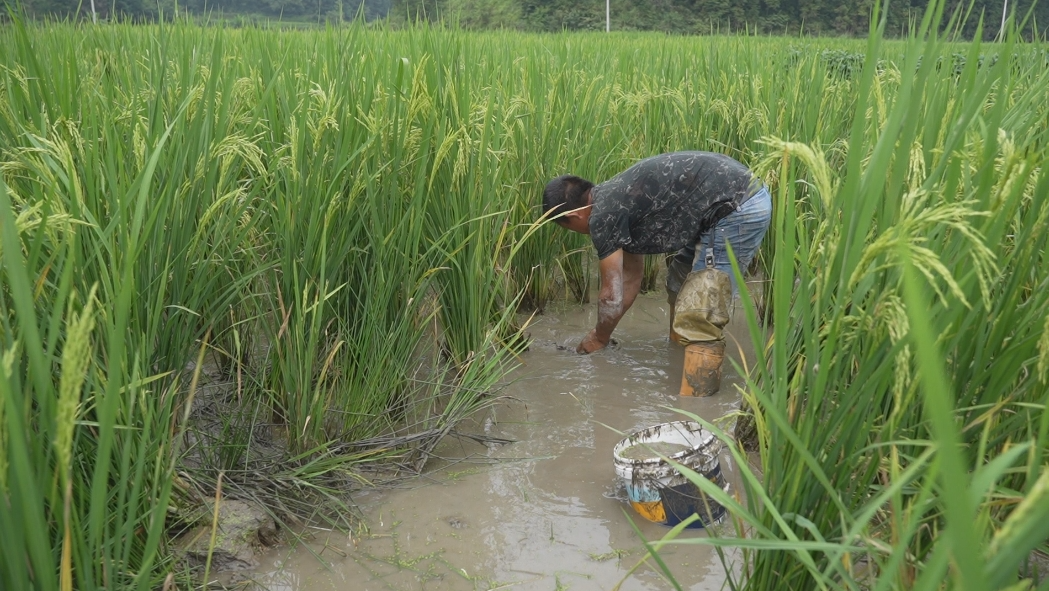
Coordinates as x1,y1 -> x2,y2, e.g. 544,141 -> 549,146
249,292 -> 758,591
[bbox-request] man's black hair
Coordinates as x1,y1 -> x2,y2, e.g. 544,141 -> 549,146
542,175 -> 595,223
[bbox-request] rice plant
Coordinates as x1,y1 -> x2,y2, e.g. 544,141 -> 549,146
641,3 -> 1049,590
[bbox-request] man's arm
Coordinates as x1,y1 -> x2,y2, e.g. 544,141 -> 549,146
577,250 -> 645,354
621,251 -> 644,313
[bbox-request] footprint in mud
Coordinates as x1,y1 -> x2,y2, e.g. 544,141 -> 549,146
554,339 -> 620,352
445,516 -> 468,529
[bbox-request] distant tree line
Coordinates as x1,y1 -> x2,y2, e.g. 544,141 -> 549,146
6,0 -> 392,23
391,0 -> 1047,39
5,0 -> 1047,39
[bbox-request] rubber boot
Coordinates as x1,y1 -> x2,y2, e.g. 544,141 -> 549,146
669,306 -> 684,345
679,340 -> 726,397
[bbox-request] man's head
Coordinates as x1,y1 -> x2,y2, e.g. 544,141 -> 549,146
542,174 -> 594,234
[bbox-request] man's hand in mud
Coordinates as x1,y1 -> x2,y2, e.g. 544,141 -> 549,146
576,329 -> 608,354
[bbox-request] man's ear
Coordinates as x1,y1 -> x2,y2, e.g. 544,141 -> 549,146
561,207 -> 585,222
559,209 -> 590,234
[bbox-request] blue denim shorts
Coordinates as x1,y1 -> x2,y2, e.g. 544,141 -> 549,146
666,186 -> 773,299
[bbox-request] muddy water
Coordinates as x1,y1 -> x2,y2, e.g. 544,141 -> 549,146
251,292 -> 758,591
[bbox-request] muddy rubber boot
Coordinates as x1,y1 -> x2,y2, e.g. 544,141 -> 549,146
679,340 -> 726,397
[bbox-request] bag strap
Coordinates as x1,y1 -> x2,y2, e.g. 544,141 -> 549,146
704,230 -> 716,269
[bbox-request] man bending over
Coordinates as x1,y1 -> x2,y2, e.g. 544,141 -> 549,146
542,151 -> 772,354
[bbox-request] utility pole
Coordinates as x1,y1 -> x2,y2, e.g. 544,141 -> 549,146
90,0 -> 97,22
606,0 -> 610,32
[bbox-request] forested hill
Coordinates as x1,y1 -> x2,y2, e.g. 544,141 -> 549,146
9,0 -> 1048,39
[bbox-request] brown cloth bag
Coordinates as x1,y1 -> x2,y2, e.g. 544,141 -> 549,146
671,241 -> 732,343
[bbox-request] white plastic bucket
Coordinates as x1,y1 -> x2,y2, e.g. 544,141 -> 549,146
612,420 -> 727,528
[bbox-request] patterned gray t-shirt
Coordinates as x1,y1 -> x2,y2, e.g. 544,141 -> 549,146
588,152 -> 760,260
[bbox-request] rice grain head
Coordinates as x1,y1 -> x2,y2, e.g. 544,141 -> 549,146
55,285 -> 98,485
1037,313 -> 1049,385
0,342 -> 17,492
